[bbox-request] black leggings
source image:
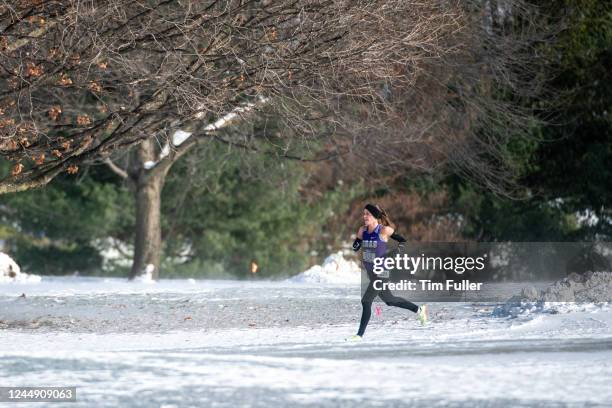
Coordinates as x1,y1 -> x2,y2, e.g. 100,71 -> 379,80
357,277 -> 419,336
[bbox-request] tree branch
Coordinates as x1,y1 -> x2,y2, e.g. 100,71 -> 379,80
146,96 -> 269,177
104,158 -> 129,179
211,134 -> 350,163
6,21 -> 57,53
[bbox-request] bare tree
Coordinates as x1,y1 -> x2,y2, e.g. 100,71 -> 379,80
0,1 -> 551,278
0,0 -> 470,278
0,0 -> 464,188
299,0 -> 552,198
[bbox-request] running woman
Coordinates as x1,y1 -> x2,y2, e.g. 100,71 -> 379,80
346,203 -> 427,341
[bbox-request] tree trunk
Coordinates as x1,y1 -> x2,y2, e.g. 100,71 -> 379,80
128,140 -> 166,280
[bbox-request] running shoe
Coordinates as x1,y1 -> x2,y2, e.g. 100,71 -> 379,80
417,304 -> 428,326
345,334 -> 363,342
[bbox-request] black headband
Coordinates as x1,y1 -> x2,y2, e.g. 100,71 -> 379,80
364,203 -> 382,219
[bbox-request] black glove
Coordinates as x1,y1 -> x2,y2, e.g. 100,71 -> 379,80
352,238 -> 362,251
390,232 -> 406,243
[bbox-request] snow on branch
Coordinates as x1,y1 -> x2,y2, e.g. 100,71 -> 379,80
144,97 -> 268,170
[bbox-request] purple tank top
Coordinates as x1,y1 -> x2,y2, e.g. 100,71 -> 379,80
362,224 -> 387,264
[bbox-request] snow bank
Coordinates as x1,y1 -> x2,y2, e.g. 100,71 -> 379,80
288,251 -> 361,284
0,252 -> 40,283
541,271 -> 612,302
493,271 -> 612,317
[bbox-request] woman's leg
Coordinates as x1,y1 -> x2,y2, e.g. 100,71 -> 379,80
357,280 -> 378,336
378,288 -> 419,313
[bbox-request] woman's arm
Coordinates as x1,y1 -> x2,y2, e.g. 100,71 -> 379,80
390,231 -> 406,243
352,226 -> 365,251
380,225 -> 394,242
381,225 -> 407,243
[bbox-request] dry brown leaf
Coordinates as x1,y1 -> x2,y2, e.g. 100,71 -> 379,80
26,62 -> 43,77
89,81 -> 102,93
76,115 -> 91,126
58,73 -> 72,86
66,164 -> 78,174
48,106 -> 62,121
11,163 -> 23,176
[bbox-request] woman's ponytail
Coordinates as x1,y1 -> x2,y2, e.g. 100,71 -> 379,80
377,205 -> 395,229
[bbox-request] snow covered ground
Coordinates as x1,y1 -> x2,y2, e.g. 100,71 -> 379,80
1,274 -> 611,407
